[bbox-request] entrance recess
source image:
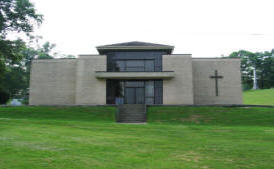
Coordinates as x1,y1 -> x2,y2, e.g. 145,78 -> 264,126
107,80 -> 162,104
125,87 -> 145,104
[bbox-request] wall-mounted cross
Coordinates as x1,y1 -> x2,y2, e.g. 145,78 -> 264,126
209,70 -> 223,96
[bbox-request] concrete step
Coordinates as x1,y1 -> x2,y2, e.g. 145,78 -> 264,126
116,104 -> 147,123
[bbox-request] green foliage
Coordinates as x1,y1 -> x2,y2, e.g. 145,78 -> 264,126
0,0 -> 42,100
36,41 -> 55,59
0,39 -> 57,103
0,89 -> 9,104
1,106 -> 274,168
227,49 -> 274,89
0,0 -> 42,62
243,88 -> 274,105
2,66 -> 28,97
0,0 -> 43,36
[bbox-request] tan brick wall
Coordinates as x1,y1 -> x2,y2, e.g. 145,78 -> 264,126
29,59 -> 77,105
29,55 -> 107,105
75,55 -> 106,105
162,54 -> 194,104
192,58 -> 242,104
29,54 -> 242,105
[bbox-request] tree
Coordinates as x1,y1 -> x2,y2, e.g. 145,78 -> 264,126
0,0 -> 43,35
2,40 -> 57,103
227,49 -> 274,90
36,41 -> 55,59
0,0 -> 42,103
228,50 -> 257,90
0,90 -> 9,104
0,0 -> 43,62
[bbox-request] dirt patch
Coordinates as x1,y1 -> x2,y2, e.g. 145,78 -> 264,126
180,115 -> 212,124
264,130 -> 274,132
180,115 -> 202,123
175,151 -> 201,162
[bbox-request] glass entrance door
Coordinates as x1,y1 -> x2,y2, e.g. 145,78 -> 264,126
125,87 -> 145,104
107,80 -> 162,104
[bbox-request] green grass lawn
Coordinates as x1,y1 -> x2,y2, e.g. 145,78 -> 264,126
1,106 -> 274,169
244,88 -> 274,105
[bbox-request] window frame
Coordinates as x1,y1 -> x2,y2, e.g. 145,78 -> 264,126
114,59 -> 155,72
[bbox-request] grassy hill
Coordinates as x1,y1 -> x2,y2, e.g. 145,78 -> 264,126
243,88 -> 274,105
1,106 -> 274,169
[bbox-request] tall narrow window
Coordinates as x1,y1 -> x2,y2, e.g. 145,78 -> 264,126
145,81 -> 154,104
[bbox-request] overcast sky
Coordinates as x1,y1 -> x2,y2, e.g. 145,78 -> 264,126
31,0 -> 274,58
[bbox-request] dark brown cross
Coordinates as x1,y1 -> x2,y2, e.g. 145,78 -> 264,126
209,70 -> 223,96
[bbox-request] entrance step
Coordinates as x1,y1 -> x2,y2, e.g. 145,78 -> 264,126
116,104 -> 147,123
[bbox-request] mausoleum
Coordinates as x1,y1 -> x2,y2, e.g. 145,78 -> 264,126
29,41 -> 242,105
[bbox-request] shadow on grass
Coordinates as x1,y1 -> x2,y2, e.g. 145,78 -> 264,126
0,106 -> 116,122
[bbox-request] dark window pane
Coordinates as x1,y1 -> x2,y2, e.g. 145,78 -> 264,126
125,81 -> 144,87
126,67 -> 144,72
125,88 -> 135,104
106,80 -> 113,104
126,60 -> 144,67
106,51 -> 165,72
115,61 -> 125,71
145,81 -> 154,97
107,80 -> 125,104
145,60 -> 154,72
114,81 -> 124,97
136,88 -> 145,104
145,97 -> 154,104
154,80 -> 163,104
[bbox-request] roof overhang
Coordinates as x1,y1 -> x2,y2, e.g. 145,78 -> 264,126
96,41 -> 174,54
96,46 -> 174,54
96,46 -> 174,50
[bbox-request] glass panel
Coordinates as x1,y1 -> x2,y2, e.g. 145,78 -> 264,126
106,80 -> 113,104
115,61 -> 125,71
125,81 -> 144,87
145,97 -> 154,104
145,60 -> 154,72
145,81 -> 154,97
125,88 -> 135,104
107,80 -> 125,104
113,60 -> 156,72
154,80 -> 163,104
115,81 -> 124,104
136,88 -> 145,104
126,60 -> 144,67
126,67 -> 144,72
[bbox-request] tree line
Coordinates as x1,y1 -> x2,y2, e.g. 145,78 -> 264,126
227,50 -> 274,90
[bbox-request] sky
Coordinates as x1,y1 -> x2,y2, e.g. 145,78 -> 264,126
31,0 -> 274,58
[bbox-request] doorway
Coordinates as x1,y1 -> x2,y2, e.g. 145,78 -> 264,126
125,87 -> 145,104
107,80 -> 162,104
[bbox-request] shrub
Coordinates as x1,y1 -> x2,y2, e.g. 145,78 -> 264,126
0,90 -> 10,104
